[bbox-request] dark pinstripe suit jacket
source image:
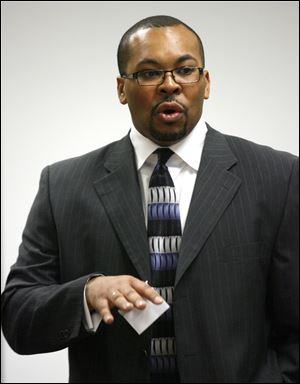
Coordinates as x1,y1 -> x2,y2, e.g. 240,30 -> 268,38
2,125 -> 299,383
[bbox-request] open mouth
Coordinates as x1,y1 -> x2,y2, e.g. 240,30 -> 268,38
155,102 -> 185,123
164,109 -> 178,114
159,109 -> 182,120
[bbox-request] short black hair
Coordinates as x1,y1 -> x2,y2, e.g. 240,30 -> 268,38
117,15 -> 205,75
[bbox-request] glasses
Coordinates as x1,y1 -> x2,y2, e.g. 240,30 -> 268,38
121,66 -> 204,86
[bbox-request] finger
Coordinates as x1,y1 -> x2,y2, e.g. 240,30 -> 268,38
109,289 -> 134,311
122,289 -> 147,309
131,279 -> 163,304
110,289 -> 120,301
96,298 -> 114,324
144,285 -> 164,304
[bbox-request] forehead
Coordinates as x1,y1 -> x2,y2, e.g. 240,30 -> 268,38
126,25 -> 202,70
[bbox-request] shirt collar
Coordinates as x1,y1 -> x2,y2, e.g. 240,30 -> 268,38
129,116 -> 208,171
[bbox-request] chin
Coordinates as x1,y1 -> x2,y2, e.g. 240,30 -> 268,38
149,124 -> 188,144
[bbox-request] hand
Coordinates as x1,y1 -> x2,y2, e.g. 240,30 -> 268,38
85,275 -> 163,324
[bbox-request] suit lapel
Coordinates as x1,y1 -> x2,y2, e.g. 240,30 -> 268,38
93,136 -> 150,281
92,128 -> 241,285
175,126 -> 241,286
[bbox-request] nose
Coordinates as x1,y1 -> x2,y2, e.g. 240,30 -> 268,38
158,72 -> 181,96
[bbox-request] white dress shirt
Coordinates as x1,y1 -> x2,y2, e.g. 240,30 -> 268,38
84,118 -> 208,331
130,118 -> 207,231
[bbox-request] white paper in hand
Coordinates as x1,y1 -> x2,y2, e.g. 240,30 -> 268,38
118,299 -> 170,335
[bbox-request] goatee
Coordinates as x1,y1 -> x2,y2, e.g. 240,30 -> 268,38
149,123 -> 188,143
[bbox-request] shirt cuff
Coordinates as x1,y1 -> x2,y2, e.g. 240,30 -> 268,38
83,275 -> 103,332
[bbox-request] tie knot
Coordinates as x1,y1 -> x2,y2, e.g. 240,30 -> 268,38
155,148 -> 174,165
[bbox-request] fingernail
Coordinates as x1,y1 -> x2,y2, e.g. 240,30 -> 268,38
137,300 -> 146,307
104,315 -> 113,323
124,302 -> 132,310
154,296 -> 163,304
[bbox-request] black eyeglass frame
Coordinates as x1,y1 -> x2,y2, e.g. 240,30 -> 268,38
121,66 -> 204,86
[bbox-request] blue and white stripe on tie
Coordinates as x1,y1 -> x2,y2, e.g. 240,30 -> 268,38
147,148 -> 181,383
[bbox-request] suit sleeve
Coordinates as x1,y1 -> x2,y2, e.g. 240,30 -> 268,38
1,166 -> 96,354
270,157 -> 299,382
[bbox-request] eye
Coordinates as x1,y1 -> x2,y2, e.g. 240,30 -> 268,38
138,70 -> 162,79
175,66 -> 195,76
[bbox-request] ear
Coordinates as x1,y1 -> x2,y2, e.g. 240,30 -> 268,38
117,77 -> 128,105
203,70 -> 211,100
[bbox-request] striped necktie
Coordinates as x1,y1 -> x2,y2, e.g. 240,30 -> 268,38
147,148 -> 181,383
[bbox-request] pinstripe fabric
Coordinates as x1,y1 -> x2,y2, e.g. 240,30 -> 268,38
1,125 -> 298,383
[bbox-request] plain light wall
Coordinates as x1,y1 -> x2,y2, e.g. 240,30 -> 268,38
1,1 -> 298,382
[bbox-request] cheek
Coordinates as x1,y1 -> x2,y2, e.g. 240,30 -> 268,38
184,88 -> 206,124
127,90 -> 154,115
186,89 -> 204,111
188,95 -> 203,115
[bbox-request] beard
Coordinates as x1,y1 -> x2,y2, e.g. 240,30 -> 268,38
149,108 -> 189,143
148,98 -> 189,144
149,122 -> 188,143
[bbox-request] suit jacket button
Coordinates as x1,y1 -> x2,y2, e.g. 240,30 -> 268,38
58,329 -> 70,340
63,329 -> 70,338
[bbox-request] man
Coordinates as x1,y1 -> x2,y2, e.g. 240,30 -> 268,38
1,15 -> 298,383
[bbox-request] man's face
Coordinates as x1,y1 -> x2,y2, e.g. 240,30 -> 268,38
117,25 -> 210,146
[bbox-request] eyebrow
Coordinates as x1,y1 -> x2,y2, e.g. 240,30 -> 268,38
175,54 -> 198,64
135,54 -> 198,68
